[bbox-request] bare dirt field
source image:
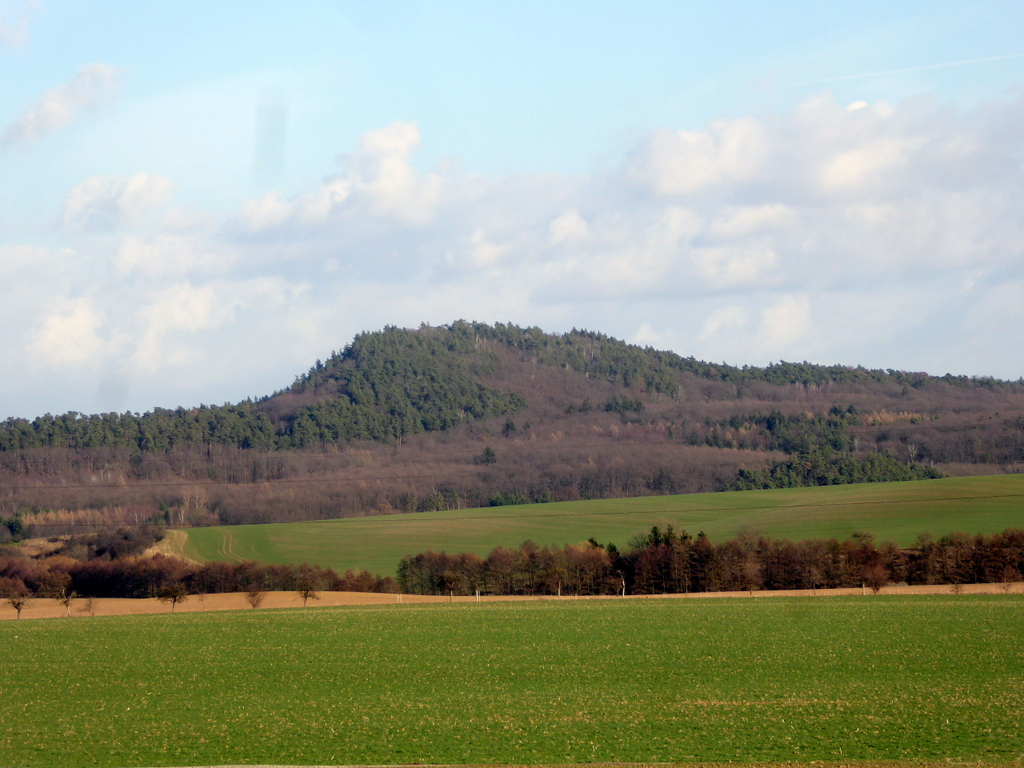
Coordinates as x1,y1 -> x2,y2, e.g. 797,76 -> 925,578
2,581 -> 1017,620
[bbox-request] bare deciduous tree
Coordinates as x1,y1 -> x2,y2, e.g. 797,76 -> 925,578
4,589 -> 30,619
863,564 -> 890,595
999,566 -> 1021,594
742,560 -> 763,596
296,570 -> 321,608
157,582 -> 189,612
245,588 -> 267,609
56,587 -> 77,617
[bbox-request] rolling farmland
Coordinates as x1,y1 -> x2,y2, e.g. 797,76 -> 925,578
2,596 -> 1022,767
178,474 -> 1024,576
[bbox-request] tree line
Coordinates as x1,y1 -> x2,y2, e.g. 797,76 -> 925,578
460,321 -> 1024,393
0,555 -> 394,601
4,525 -> 1021,606
396,526 -> 1024,596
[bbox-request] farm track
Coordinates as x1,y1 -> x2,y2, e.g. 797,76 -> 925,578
144,529 -> 195,562
3,581 -> 1018,621
215,527 -> 247,563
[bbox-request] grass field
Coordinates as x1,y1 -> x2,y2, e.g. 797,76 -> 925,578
1,596 -> 1022,767
179,474 -> 1024,575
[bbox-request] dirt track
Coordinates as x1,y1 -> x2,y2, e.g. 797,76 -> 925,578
1,581 -> 1017,621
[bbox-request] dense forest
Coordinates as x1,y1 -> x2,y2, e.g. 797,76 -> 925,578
3,321 -> 1019,454
1,321 -> 1023,532
0,324 -> 527,452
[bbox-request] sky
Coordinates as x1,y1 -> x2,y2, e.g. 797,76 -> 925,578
2,0 -> 1023,419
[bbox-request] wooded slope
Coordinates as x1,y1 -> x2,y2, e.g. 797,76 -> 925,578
2,321 -> 1023,531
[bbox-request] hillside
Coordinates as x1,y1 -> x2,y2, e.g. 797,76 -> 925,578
176,475 -> 1024,576
2,321 -> 1024,533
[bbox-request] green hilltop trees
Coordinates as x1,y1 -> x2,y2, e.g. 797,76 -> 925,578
0,325 -> 527,452
6,320 -> 1020,455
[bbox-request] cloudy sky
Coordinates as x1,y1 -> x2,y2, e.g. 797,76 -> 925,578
2,1 -> 1023,419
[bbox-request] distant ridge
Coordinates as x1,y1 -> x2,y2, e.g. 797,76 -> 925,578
2,320 -> 1020,453
1,321 -> 1022,530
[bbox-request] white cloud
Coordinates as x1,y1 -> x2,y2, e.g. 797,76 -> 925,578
131,283 -> 235,375
343,120 -> 441,222
29,301 -> 108,369
700,306 -> 749,341
819,137 -> 914,192
114,233 -> 234,278
757,295 -> 812,351
462,228 -> 510,269
155,91 -> 1024,358
130,278 -> 303,378
1,63 -> 123,150
237,120 -> 442,232
5,89 -> 1024,417
0,243 -> 73,277
548,210 -> 589,245
237,191 -> 293,232
631,322 -> 663,347
690,246 -> 778,289
63,173 -> 173,231
0,0 -> 39,49
707,205 -> 795,239
624,117 -> 768,196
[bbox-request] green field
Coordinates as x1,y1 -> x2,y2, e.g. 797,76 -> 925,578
2,596 -> 1022,767
181,475 -> 1024,575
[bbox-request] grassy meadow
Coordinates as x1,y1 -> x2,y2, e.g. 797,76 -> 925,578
177,474 -> 1024,575
2,596 -> 1023,767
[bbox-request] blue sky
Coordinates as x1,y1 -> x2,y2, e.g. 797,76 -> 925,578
2,1 -> 1023,418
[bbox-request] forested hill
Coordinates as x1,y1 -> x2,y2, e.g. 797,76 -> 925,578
0,324 -> 526,452
2,320 -> 1017,453
2,321 -> 1024,529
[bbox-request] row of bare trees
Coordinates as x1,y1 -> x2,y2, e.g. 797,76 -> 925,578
397,528 -> 1024,596
0,555 -> 395,601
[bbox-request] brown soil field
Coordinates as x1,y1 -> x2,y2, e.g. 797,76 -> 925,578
1,581 -> 1017,621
